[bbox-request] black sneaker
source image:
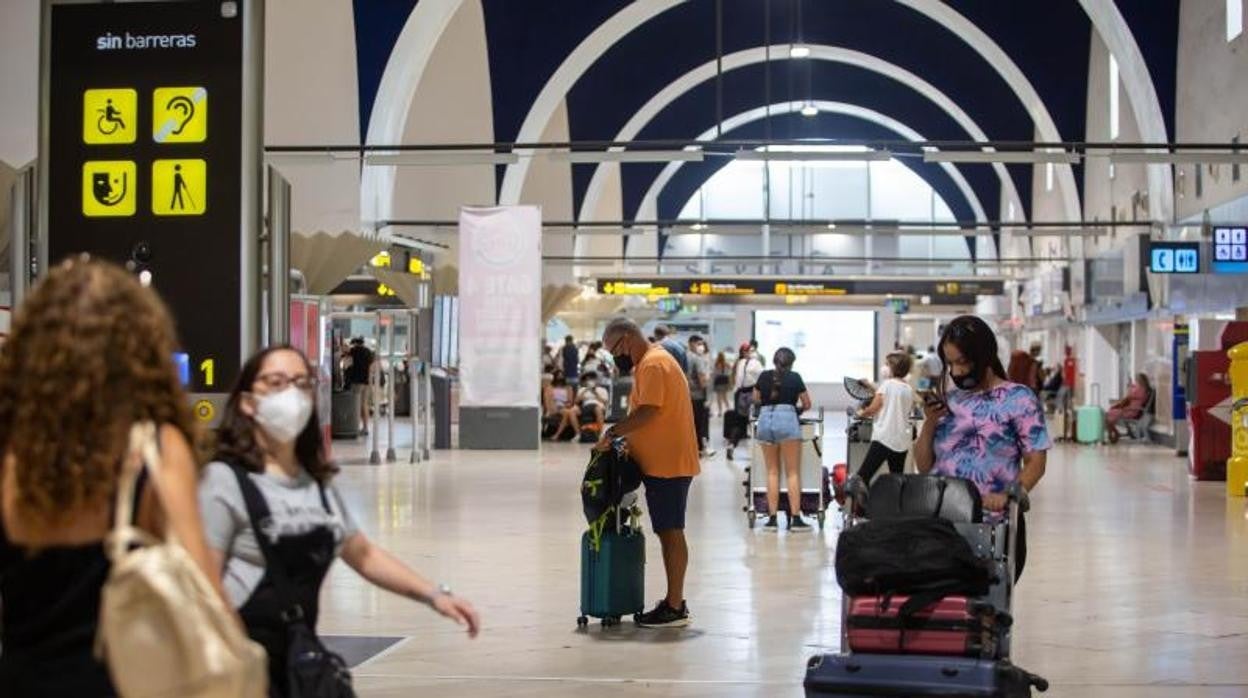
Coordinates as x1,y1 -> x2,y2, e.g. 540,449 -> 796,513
763,515 -> 779,530
636,600 -> 690,628
789,515 -> 811,531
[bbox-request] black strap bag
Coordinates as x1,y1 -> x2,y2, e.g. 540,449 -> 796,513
835,516 -> 995,620
232,467 -> 355,698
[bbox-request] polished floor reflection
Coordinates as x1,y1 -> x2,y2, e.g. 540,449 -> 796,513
321,421 -> 1248,697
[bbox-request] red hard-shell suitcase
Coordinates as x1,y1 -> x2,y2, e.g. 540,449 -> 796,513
846,595 -> 999,657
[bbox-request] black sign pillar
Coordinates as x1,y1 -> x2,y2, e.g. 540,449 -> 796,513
38,0 -> 264,424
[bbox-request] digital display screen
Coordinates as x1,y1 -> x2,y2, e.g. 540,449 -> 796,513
1148,242 -> 1201,274
753,310 -> 876,384
44,1 -> 245,392
1213,227 -> 1248,273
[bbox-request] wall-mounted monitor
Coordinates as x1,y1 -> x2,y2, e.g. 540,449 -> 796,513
1148,241 -> 1201,274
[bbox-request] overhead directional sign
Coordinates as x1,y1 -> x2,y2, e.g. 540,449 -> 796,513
597,277 -> 1003,303
42,0 -> 252,393
1213,226 -> 1248,274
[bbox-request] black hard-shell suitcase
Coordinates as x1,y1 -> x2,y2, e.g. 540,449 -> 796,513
723,409 -> 748,440
804,653 -> 1046,697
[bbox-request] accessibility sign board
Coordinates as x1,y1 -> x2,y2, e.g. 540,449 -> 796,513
41,0 -> 254,394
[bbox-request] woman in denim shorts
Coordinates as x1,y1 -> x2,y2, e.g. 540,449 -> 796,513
752,348 -> 812,531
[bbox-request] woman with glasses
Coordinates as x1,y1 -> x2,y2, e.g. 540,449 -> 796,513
198,346 -> 479,696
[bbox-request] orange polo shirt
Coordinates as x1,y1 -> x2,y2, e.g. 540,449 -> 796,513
628,345 -> 700,478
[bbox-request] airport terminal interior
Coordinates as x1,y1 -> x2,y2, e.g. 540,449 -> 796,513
3,1 -> 1248,697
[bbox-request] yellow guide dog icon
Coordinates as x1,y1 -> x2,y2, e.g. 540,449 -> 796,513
153,87 -> 207,143
82,161 -> 136,217
152,159 -> 207,216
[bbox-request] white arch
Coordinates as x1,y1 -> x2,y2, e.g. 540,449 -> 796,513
500,0 -> 1081,221
577,45 -> 1014,224
631,100 -> 986,224
359,0 -> 467,228
1076,0 -> 1173,222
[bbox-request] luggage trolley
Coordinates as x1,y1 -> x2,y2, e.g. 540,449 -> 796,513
803,473 -> 1048,696
843,377 -> 876,475
742,407 -> 831,530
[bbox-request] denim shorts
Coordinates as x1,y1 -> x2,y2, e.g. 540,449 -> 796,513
756,404 -> 801,444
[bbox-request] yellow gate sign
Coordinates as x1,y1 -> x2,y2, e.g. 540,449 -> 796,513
152,159 -> 206,215
152,86 -> 207,143
83,88 -> 137,144
81,160 -> 136,217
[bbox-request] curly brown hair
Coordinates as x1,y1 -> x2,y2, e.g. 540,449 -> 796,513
0,257 -> 196,524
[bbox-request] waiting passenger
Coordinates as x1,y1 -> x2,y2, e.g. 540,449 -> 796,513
913,315 -> 1049,580
0,258 -> 231,695
552,371 -> 609,440
599,318 -> 699,627
712,350 -> 732,417
1106,373 -> 1153,444
753,348 -> 813,531
561,335 -> 581,380
726,343 -> 765,459
200,346 -> 479,695
856,352 -> 920,482
654,324 -> 689,373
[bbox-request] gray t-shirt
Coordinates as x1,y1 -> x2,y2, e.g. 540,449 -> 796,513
687,351 -> 711,400
199,461 -> 360,607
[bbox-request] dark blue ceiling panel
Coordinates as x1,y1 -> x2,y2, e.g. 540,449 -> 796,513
944,1 -> 1092,144
566,0 -> 1034,150
1115,0 -> 1180,139
481,0 -> 631,144
353,0 -> 420,144
601,60 -> 1006,224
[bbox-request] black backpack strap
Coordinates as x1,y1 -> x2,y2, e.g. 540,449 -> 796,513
227,463 -> 305,624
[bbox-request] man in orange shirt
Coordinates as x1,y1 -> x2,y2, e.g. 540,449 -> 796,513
597,318 -> 700,628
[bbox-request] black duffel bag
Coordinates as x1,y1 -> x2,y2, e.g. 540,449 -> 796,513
835,516 -> 995,618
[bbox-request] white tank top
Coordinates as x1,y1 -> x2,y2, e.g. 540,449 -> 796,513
873,379 -> 916,453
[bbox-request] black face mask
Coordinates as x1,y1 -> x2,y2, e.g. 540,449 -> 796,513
951,371 -> 980,391
613,354 -> 633,375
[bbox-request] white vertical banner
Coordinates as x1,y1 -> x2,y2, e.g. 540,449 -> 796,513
458,205 -> 541,408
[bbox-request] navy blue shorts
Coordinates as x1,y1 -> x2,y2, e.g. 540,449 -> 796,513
644,475 -> 693,532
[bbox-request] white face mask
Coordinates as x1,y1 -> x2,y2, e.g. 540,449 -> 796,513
254,387 -> 313,444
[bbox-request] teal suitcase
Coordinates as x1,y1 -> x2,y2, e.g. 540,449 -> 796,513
1076,384 -> 1105,444
578,527 -> 645,627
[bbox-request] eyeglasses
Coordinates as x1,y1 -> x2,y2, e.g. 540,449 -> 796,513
254,372 -> 318,392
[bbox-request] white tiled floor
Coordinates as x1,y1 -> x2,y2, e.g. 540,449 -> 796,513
319,418 -> 1248,697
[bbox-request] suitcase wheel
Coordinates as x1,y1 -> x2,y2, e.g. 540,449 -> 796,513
601,616 -> 621,627
576,615 -> 588,628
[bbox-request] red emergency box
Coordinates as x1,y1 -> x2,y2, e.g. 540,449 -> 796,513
1188,322 -> 1248,480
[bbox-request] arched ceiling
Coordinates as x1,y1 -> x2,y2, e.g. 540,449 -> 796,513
353,0 -> 1181,226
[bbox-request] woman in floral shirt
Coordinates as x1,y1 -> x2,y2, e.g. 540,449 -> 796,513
913,315 -> 1049,580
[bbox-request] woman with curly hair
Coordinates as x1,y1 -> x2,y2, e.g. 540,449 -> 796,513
0,257 -> 229,695
199,345 -> 480,696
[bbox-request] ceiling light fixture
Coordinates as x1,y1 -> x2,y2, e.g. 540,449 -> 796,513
736,149 -> 892,162
1103,151 -> 1248,164
363,152 -> 519,166
923,150 -> 1082,164
800,103 -> 819,117
545,150 -> 704,164
790,45 -> 811,58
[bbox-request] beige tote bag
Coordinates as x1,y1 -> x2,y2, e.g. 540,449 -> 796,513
95,422 -> 268,698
